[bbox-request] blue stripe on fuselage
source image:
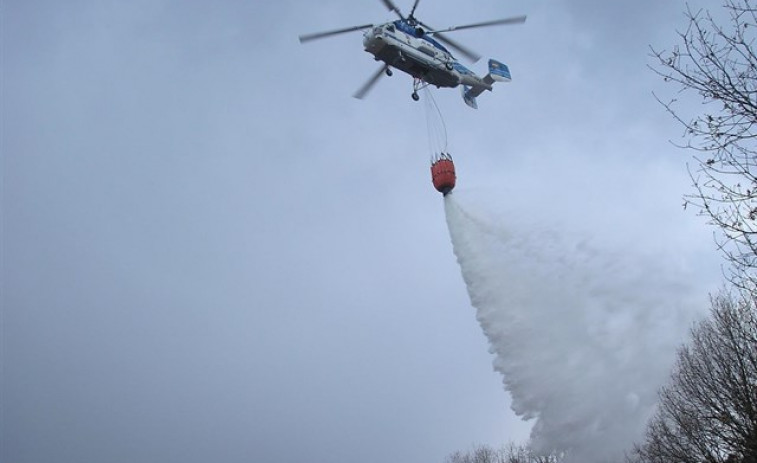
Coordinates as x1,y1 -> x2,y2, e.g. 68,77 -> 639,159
393,20 -> 452,56
452,62 -> 473,75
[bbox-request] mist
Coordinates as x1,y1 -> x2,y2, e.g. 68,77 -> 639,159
444,189 -> 716,462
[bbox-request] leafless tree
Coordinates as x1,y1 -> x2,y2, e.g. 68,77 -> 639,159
444,443 -> 562,463
632,292 -> 757,463
651,0 -> 757,288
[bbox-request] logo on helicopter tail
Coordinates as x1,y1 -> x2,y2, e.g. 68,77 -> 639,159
488,59 -> 511,82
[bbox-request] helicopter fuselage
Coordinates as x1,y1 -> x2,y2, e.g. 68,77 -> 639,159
298,0 -> 524,104
362,20 -> 487,90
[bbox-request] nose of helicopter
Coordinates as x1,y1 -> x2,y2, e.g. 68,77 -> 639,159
362,27 -> 383,50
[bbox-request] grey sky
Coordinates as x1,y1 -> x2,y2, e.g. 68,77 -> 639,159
2,1 -> 723,462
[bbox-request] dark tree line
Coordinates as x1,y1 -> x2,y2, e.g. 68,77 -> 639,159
632,293 -> 757,463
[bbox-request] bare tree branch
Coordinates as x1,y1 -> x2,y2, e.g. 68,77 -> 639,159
632,292 -> 757,463
651,0 -> 757,289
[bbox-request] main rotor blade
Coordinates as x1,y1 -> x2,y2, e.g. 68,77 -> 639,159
353,65 -> 388,99
299,24 -> 374,43
429,15 -> 527,34
432,31 -> 481,62
380,0 -> 404,19
417,19 -> 481,62
409,0 -> 421,18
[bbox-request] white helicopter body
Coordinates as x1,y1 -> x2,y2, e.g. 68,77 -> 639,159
299,0 -> 525,108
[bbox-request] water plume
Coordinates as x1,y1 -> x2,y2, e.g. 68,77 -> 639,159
444,190 -> 713,463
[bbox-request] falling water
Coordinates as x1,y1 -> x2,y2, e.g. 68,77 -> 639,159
444,190 -> 714,463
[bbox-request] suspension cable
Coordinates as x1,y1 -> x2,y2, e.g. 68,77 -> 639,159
422,86 -> 448,163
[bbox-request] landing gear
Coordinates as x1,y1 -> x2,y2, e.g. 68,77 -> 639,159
385,68 -> 393,77
411,77 -> 427,102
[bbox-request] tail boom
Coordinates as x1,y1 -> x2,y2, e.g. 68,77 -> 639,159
461,59 -> 511,109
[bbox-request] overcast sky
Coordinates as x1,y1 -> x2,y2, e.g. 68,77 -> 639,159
2,1 -> 725,462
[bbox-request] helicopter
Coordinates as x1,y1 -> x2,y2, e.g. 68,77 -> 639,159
298,0 -> 525,109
